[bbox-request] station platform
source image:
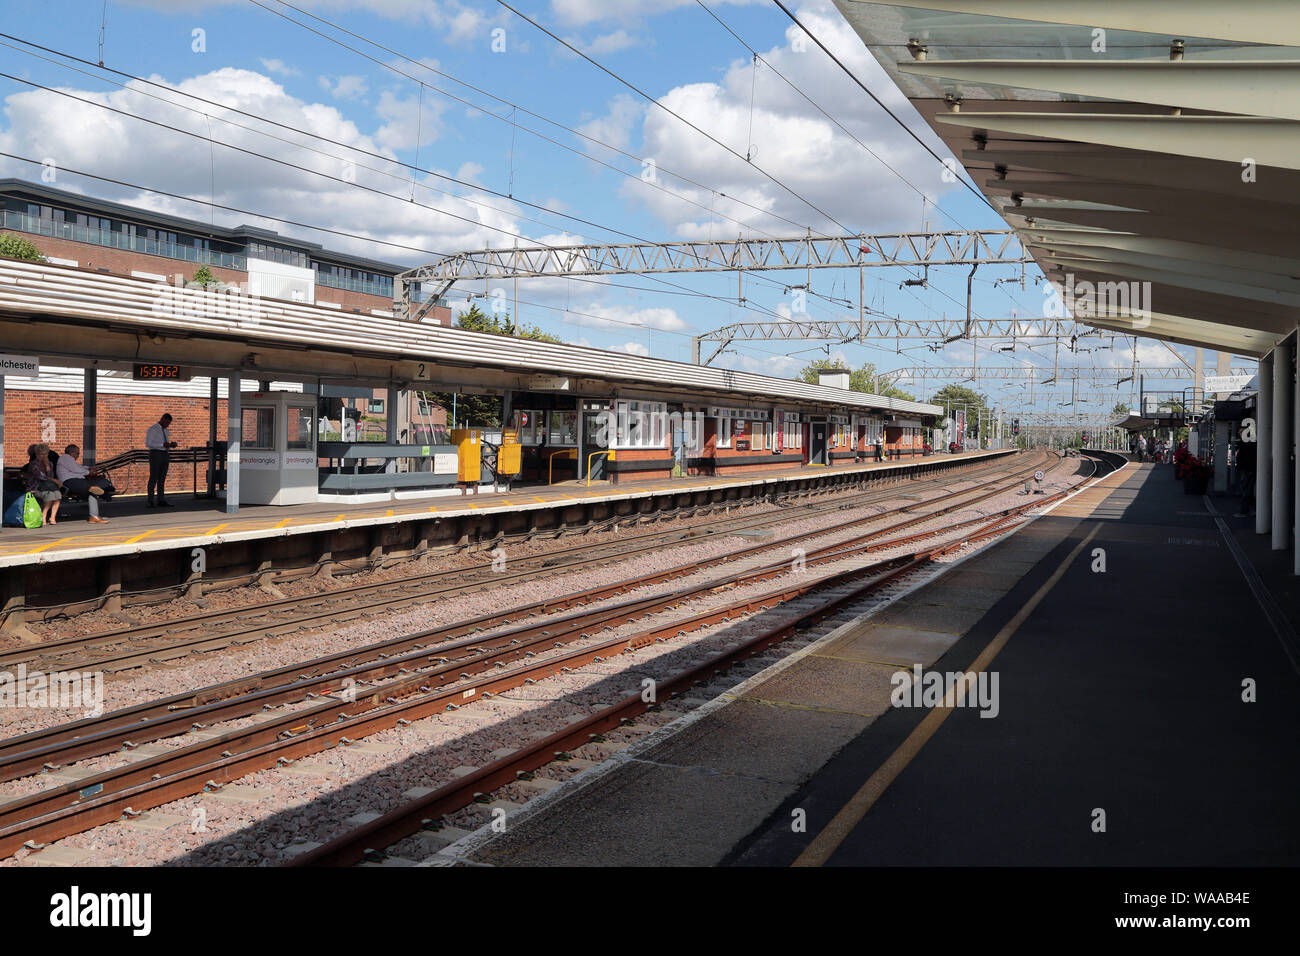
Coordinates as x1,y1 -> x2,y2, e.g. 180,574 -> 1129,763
0,449 -> 1002,568
443,462 -> 1300,867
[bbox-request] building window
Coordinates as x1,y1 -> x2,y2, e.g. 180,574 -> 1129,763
368,399 -> 385,414
512,409 -> 547,445
613,400 -> 667,450
549,410 -> 579,446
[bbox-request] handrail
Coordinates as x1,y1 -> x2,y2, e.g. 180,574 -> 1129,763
547,448 -> 577,485
586,450 -> 612,486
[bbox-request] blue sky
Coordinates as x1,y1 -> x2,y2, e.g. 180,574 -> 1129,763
0,0 -> 1191,415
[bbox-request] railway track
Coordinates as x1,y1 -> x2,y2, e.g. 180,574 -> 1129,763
0,451 -> 1080,859
12,453 -> 1013,626
3,450 -> 1050,675
296,455 -> 1107,867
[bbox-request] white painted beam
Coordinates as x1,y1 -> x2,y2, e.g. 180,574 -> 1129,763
937,112 -> 1300,170
849,0 -> 1300,47
902,60 -> 1300,121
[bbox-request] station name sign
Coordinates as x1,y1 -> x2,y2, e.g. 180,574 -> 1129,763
1203,374 -> 1252,394
0,354 -> 39,376
527,375 -> 571,391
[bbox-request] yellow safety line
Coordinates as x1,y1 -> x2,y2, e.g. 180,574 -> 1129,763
125,529 -> 156,544
25,537 -> 72,554
205,523 -> 229,535
273,519 -> 291,528
792,521 -> 1103,868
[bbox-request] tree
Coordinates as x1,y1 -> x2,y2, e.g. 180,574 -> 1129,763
797,359 -> 915,401
1111,402 -> 1130,418
452,302 -> 561,343
928,383 -> 989,416
0,233 -> 46,262
191,264 -> 216,288
429,305 -> 562,427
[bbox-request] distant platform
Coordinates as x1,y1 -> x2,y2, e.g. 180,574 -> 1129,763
0,449 -> 1009,568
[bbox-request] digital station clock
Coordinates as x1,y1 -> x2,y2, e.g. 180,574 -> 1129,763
132,364 -> 191,381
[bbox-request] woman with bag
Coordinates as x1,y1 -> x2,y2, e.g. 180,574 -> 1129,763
21,443 -> 63,526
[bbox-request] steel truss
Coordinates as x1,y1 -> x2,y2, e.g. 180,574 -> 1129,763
394,229 -> 1031,320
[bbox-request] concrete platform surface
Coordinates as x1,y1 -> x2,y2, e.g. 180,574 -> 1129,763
439,463 -> 1300,867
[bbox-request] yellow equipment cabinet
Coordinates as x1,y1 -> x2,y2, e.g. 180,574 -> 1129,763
497,427 -> 522,476
450,428 -> 482,482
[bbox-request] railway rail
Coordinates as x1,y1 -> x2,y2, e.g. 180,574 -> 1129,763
3,451 -> 1050,675
0,451 -> 1084,859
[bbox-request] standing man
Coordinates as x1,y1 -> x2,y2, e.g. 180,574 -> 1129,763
145,412 -> 177,507
1234,426 -> 1256,519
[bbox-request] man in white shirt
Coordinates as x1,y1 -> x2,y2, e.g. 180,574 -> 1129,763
55,444 -> 112,523
145,413 -> 178,507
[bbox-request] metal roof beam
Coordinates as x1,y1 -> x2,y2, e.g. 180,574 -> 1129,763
901,60 -> 1300,121
937,112 -> 1300,171
848,0 -> 1300,47
965,148 -> 1300,204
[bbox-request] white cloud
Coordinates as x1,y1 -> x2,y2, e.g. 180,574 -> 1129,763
121,0 -> 498,46
713,350 -> 804,379
560,29 -> 644,57
562,303 -> 687,332
550,0 -> 764,27
318,74 -> 369,101
576,94 -> 643,157
374,88 -> 447,151
580,1 -> 954,237
259,58 -> 300,77
0,66 -> 524,268
614,340 -> 650,356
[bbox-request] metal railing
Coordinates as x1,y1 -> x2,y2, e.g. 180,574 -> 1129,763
2,210 -> 247,269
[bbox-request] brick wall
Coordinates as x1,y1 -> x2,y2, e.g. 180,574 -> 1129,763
3,391 -> 228,495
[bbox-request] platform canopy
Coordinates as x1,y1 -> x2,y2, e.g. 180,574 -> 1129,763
833,0 -> 1300,359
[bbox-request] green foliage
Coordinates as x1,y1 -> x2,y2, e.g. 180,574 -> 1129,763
191,264 -> 217,288
453,303 -> 562,343
429,306 -> 562,426
928,383 -> 989,414
797,358 -> 915,401
1111,402 -> 1130,417
0,232 -> 46,262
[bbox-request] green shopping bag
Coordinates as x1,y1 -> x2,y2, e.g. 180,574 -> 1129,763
22,492 -> 42,529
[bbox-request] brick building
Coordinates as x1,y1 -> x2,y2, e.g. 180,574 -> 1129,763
1,179 -> 451,494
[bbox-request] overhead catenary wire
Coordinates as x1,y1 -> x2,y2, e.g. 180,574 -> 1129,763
769,0 -> 1000,215
0,151 -> 812,362
244,0 -> 810,238
0,69 -> 816,330
492,0 -> 852,235
0,31 -> 921,326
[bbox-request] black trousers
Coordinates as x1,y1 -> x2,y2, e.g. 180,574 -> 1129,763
63,476 -> 114,498
148,450 -> 170,501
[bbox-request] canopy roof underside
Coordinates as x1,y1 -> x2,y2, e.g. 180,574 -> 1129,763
835,0 -> 1300,359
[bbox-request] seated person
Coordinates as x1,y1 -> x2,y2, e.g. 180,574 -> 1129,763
56,445 -> 115,497
53,444 -> 111,524
22,443 -> 64,526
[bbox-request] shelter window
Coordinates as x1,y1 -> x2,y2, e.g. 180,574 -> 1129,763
287,407 -> 315,450
243,407 -> 275,450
